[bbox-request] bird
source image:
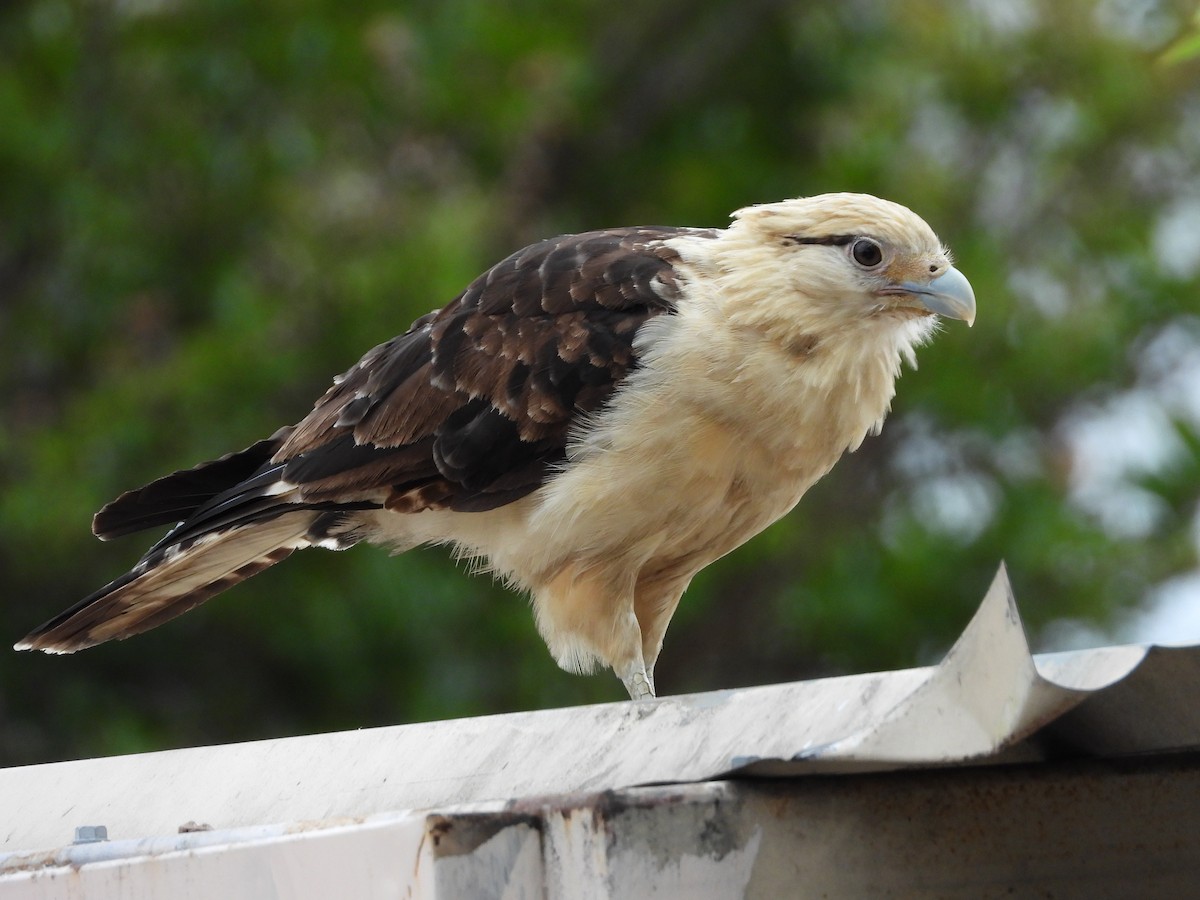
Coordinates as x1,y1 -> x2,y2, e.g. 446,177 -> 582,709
15,193 -> 975,699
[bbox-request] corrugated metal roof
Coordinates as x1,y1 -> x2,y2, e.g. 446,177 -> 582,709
1,566 -> 1196,862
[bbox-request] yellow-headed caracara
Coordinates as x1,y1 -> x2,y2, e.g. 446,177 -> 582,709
17,193 -> 975,699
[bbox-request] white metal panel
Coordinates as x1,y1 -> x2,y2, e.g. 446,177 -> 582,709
0,814 -> 432,900
6,760 -> 1197,900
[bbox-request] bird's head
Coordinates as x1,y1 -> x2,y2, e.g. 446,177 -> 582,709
711,193 -> 975,351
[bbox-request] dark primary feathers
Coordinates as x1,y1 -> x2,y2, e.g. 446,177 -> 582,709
18,227 -> 702,653
91,435 -> 286,540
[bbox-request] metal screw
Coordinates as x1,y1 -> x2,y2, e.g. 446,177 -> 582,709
73,825 -> 108,844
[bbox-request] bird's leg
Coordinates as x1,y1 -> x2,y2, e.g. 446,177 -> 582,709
631,576 -> 687,703
620,662 -> 655,700
615,609 -> 655,700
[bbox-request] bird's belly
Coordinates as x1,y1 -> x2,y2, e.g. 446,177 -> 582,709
506,407 -> 828,589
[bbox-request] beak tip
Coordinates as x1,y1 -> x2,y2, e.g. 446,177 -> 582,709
925,265 -> 976,329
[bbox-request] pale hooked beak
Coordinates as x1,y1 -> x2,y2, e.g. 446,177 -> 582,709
884,265 -> 977,327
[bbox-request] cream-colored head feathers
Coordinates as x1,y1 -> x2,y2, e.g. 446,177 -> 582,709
731,192 -> 942,253
684,193 -> 962,354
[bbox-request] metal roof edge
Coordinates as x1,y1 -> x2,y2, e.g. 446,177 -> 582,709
0,565 -> 1195,856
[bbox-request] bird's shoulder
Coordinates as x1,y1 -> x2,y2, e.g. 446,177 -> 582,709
275,226 -> 715,512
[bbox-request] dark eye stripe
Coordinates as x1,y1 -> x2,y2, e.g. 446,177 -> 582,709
784,234 -> 856,247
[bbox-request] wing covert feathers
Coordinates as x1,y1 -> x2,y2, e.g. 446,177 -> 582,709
276,226 -> 696,513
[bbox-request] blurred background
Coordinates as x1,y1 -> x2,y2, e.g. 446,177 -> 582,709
2,0 -> 1200,765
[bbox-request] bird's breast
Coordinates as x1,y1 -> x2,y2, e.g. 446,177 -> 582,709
516,311 -> 905,572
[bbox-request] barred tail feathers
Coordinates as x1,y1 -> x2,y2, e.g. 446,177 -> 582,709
15,513 -> 316,653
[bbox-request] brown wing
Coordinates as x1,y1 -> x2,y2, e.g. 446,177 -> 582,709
15,226 -> 707,654
275,226 -> 705,513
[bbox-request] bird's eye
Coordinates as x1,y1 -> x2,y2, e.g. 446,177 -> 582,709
850,238 -> 884,268
849,238 -> 884,268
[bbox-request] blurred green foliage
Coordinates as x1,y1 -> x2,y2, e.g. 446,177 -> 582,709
1162,7 -> 1200,61
2,0 -> 1199,764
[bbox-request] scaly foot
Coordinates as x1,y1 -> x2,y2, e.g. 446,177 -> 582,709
622,667 -> 655,700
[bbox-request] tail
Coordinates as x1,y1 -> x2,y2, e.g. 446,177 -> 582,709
16,430 -> 376,653
16,514 -> 316,653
